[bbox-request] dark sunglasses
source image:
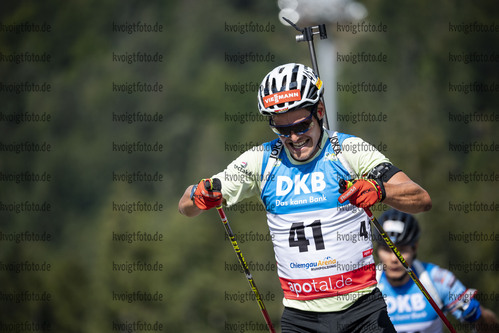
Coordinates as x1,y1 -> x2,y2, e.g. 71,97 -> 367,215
269,113 -> 315,138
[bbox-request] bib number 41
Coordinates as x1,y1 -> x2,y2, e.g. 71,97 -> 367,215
288,220 -> 325,253
288,220 -> 370,252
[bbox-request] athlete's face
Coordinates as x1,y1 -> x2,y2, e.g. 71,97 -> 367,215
271,103 -> 324,161
377,244 -> 417,286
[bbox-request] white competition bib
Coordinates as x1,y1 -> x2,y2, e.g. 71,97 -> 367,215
260,135 -> 377,300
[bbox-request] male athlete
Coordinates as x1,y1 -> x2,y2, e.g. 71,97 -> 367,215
375,209 -> 498,333
179,63 -> 432,332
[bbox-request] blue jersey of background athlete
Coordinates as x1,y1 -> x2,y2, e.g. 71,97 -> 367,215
378,260 -> 481,333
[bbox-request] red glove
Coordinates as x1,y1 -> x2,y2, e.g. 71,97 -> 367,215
338,179 -> 385,208
191,178 -> 223,210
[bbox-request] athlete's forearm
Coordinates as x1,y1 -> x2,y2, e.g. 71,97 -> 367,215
382,172 -> 432,213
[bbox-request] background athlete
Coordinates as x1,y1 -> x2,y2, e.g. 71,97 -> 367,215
375,209 -> 498,333
179,63 -> 432,332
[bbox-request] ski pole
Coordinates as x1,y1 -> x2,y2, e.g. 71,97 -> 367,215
206,180 -> 275,332
336,166 -> 457,332
333,135 -> 457,332
342,182 -> 456,333
283,19 -> 457,333
215,205 -> 276,333
362,207 -> 456,333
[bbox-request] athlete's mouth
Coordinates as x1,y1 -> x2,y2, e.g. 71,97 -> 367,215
387,265 -> 404,274
290,139 -> 309,150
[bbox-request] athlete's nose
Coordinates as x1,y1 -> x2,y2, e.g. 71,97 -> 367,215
289,131 -> 302,141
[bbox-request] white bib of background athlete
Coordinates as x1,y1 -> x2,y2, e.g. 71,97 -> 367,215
260,136 -> 377,301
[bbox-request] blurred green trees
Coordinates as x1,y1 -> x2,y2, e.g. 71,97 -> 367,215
0,0 -> 497,332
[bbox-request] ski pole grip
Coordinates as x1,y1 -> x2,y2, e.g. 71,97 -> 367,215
204,178 -> 222,191
338,179 -> 358,204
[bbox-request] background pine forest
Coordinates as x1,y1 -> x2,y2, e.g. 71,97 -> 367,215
0,0 -> 497,332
